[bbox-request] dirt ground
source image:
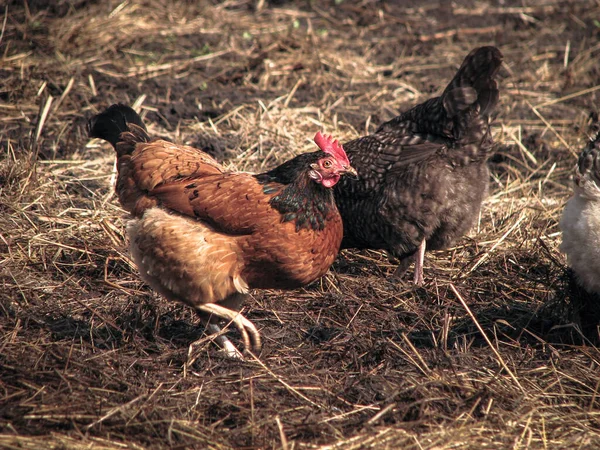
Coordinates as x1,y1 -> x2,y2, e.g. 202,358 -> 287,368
1,0 -> 600,448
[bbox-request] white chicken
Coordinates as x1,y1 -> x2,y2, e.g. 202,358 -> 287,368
559,124 -> 600,294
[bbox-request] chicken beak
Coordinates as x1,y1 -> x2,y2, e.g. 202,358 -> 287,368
342,165 -> 359,179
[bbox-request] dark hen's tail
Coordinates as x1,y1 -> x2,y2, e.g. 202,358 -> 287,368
442,46 -> 503,119
88,104 -> 149,155
380,46 -> 503,141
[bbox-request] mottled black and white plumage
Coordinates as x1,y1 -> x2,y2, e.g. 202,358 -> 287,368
334,46 -> 503,285
559,122 -> 600,295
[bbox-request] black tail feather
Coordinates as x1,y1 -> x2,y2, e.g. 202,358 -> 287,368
88,104 -> 147,149
443,46 -> 503,118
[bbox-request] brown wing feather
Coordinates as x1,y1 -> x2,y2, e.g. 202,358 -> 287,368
151,173 -> 284,235
116,137 -> 225,216
130,140 -> 224,190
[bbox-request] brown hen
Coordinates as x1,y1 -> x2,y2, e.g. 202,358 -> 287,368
88,104 -> 356,357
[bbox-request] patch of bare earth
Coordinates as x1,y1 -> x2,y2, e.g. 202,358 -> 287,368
1,0 -> 600,448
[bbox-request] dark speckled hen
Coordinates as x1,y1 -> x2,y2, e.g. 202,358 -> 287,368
334,46 -> 503,285
88,104 -> 356,357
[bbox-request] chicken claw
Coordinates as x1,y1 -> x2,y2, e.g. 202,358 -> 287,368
197,303 -> 262,355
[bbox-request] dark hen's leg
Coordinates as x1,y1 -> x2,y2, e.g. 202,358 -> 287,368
392,257 -> 412,279
413,240 -> 426,286
391,239 -> 426,285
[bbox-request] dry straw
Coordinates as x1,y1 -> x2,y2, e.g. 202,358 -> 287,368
1,0 -> 600,448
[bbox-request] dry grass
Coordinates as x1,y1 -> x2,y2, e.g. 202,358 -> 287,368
2,0 -> 600,448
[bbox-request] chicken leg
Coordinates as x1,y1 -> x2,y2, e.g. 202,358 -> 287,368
197,303 -> 262,355
204,324 -> 244,359
412,239 -> 426,286
392,239 -> 426,286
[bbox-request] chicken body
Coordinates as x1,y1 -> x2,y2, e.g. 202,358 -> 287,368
560,127 -> 600,294
88,104 -> 355,355
334,46 -> 503,284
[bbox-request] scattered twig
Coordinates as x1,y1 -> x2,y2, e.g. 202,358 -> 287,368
449,284 -> 526,395
417,25 -> 503,42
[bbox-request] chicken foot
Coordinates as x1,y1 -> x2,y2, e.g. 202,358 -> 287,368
204,323 -> 244,359
413,239 -> 426,286
197,303 -> 262,355
392,257 -> 412,280
392,239 -> 426,286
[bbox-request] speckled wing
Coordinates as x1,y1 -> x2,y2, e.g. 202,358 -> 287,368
150,173 -> 284,235
341,131 -> 443,194
115,127 -> 225,215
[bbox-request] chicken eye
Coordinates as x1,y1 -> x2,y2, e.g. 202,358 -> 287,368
322,159 -> 333,169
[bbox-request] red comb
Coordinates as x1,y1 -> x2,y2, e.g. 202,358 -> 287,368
314,132 -> 350,166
